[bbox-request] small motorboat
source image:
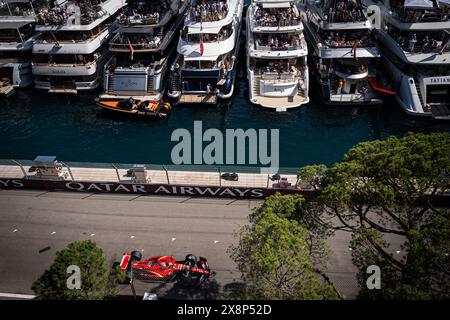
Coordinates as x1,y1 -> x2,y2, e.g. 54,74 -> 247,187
96,98 -> 171,118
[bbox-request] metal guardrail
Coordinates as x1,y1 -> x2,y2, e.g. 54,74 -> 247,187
0,159 -> 300,175
0,159 -> 302,191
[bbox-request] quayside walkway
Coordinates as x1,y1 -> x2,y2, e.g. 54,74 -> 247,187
0,157 -> 311,198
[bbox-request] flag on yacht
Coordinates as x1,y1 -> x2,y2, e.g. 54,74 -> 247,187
200,37 -> 204,56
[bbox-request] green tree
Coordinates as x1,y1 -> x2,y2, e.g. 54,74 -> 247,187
229,207 -> 339,300
32,240 -> 121,300
249,193 -> 333,267
315,132 -> 450,299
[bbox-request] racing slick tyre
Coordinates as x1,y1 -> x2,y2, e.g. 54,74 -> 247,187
197,257 -> 209,270
130,250 -> 142,261
196,257 -> 210,287
179,254 -> 197,287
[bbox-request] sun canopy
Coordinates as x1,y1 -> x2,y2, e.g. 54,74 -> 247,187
403,0 -> 434,8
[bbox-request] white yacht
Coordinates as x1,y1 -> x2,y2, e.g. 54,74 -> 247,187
0,0 -> 38,95
99,0 -> 189,102
247,0 -> 310,111
302,0 -> 384,105
168,0 -> 244,104
366,0 -> 450,120
31,0 -> 125,93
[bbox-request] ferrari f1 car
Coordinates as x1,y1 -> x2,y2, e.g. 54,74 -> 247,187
120,251 -> 211,287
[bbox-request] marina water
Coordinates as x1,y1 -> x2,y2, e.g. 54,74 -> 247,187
1,74 -> 449,169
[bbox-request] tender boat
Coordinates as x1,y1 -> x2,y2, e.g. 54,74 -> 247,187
96,98 -> 171,118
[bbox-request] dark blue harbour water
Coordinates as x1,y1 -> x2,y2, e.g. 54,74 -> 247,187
1,66 -> 449,169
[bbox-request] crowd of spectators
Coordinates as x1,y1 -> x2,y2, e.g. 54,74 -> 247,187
256,60 -> 305,76
189,0 -> 228,22
321,30 -> 374,48
36,0 -> 106,25
112,33 -> 162,50
254,34 -> 302,50
323,0 -> 366,23
182,24 -> 233,43
119,0 -> 171,25
388,26 -> 450,53
254,4 -> 301,27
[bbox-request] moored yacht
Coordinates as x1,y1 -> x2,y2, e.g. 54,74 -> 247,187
302,0 -> 384,105
365,0 -> 450,120
0,0 -> 38,95
247,0 -> 309,111
31,0 -> 125,93
168,0 -> 244,104
99,0 -> 189,103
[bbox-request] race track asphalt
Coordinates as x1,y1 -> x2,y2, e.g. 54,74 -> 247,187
0,189 -> 368,299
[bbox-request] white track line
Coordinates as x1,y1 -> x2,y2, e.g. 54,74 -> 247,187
0,292 -> 36,299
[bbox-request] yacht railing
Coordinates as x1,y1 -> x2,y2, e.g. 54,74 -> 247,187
260,72 -> 297,83
322,39 -> 376,48
33,60 -> 97,67
255,43 -> 304,51
109,35 -> 162,51
255,17 -> 302,28
118,12 -> 163,26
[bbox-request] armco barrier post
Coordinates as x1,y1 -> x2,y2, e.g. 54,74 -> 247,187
112,164 -> 121,182
163,165 -> 170,184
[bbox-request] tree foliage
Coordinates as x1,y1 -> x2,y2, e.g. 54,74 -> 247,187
32,240 -> 120,300
315,132 -> 450,299
230,195 -> 339,300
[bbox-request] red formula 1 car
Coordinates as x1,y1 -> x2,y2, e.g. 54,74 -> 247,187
120,251 -> 211,287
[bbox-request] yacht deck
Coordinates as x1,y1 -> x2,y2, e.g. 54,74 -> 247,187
251,95 -> 307,110
179,94 -> 218,104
